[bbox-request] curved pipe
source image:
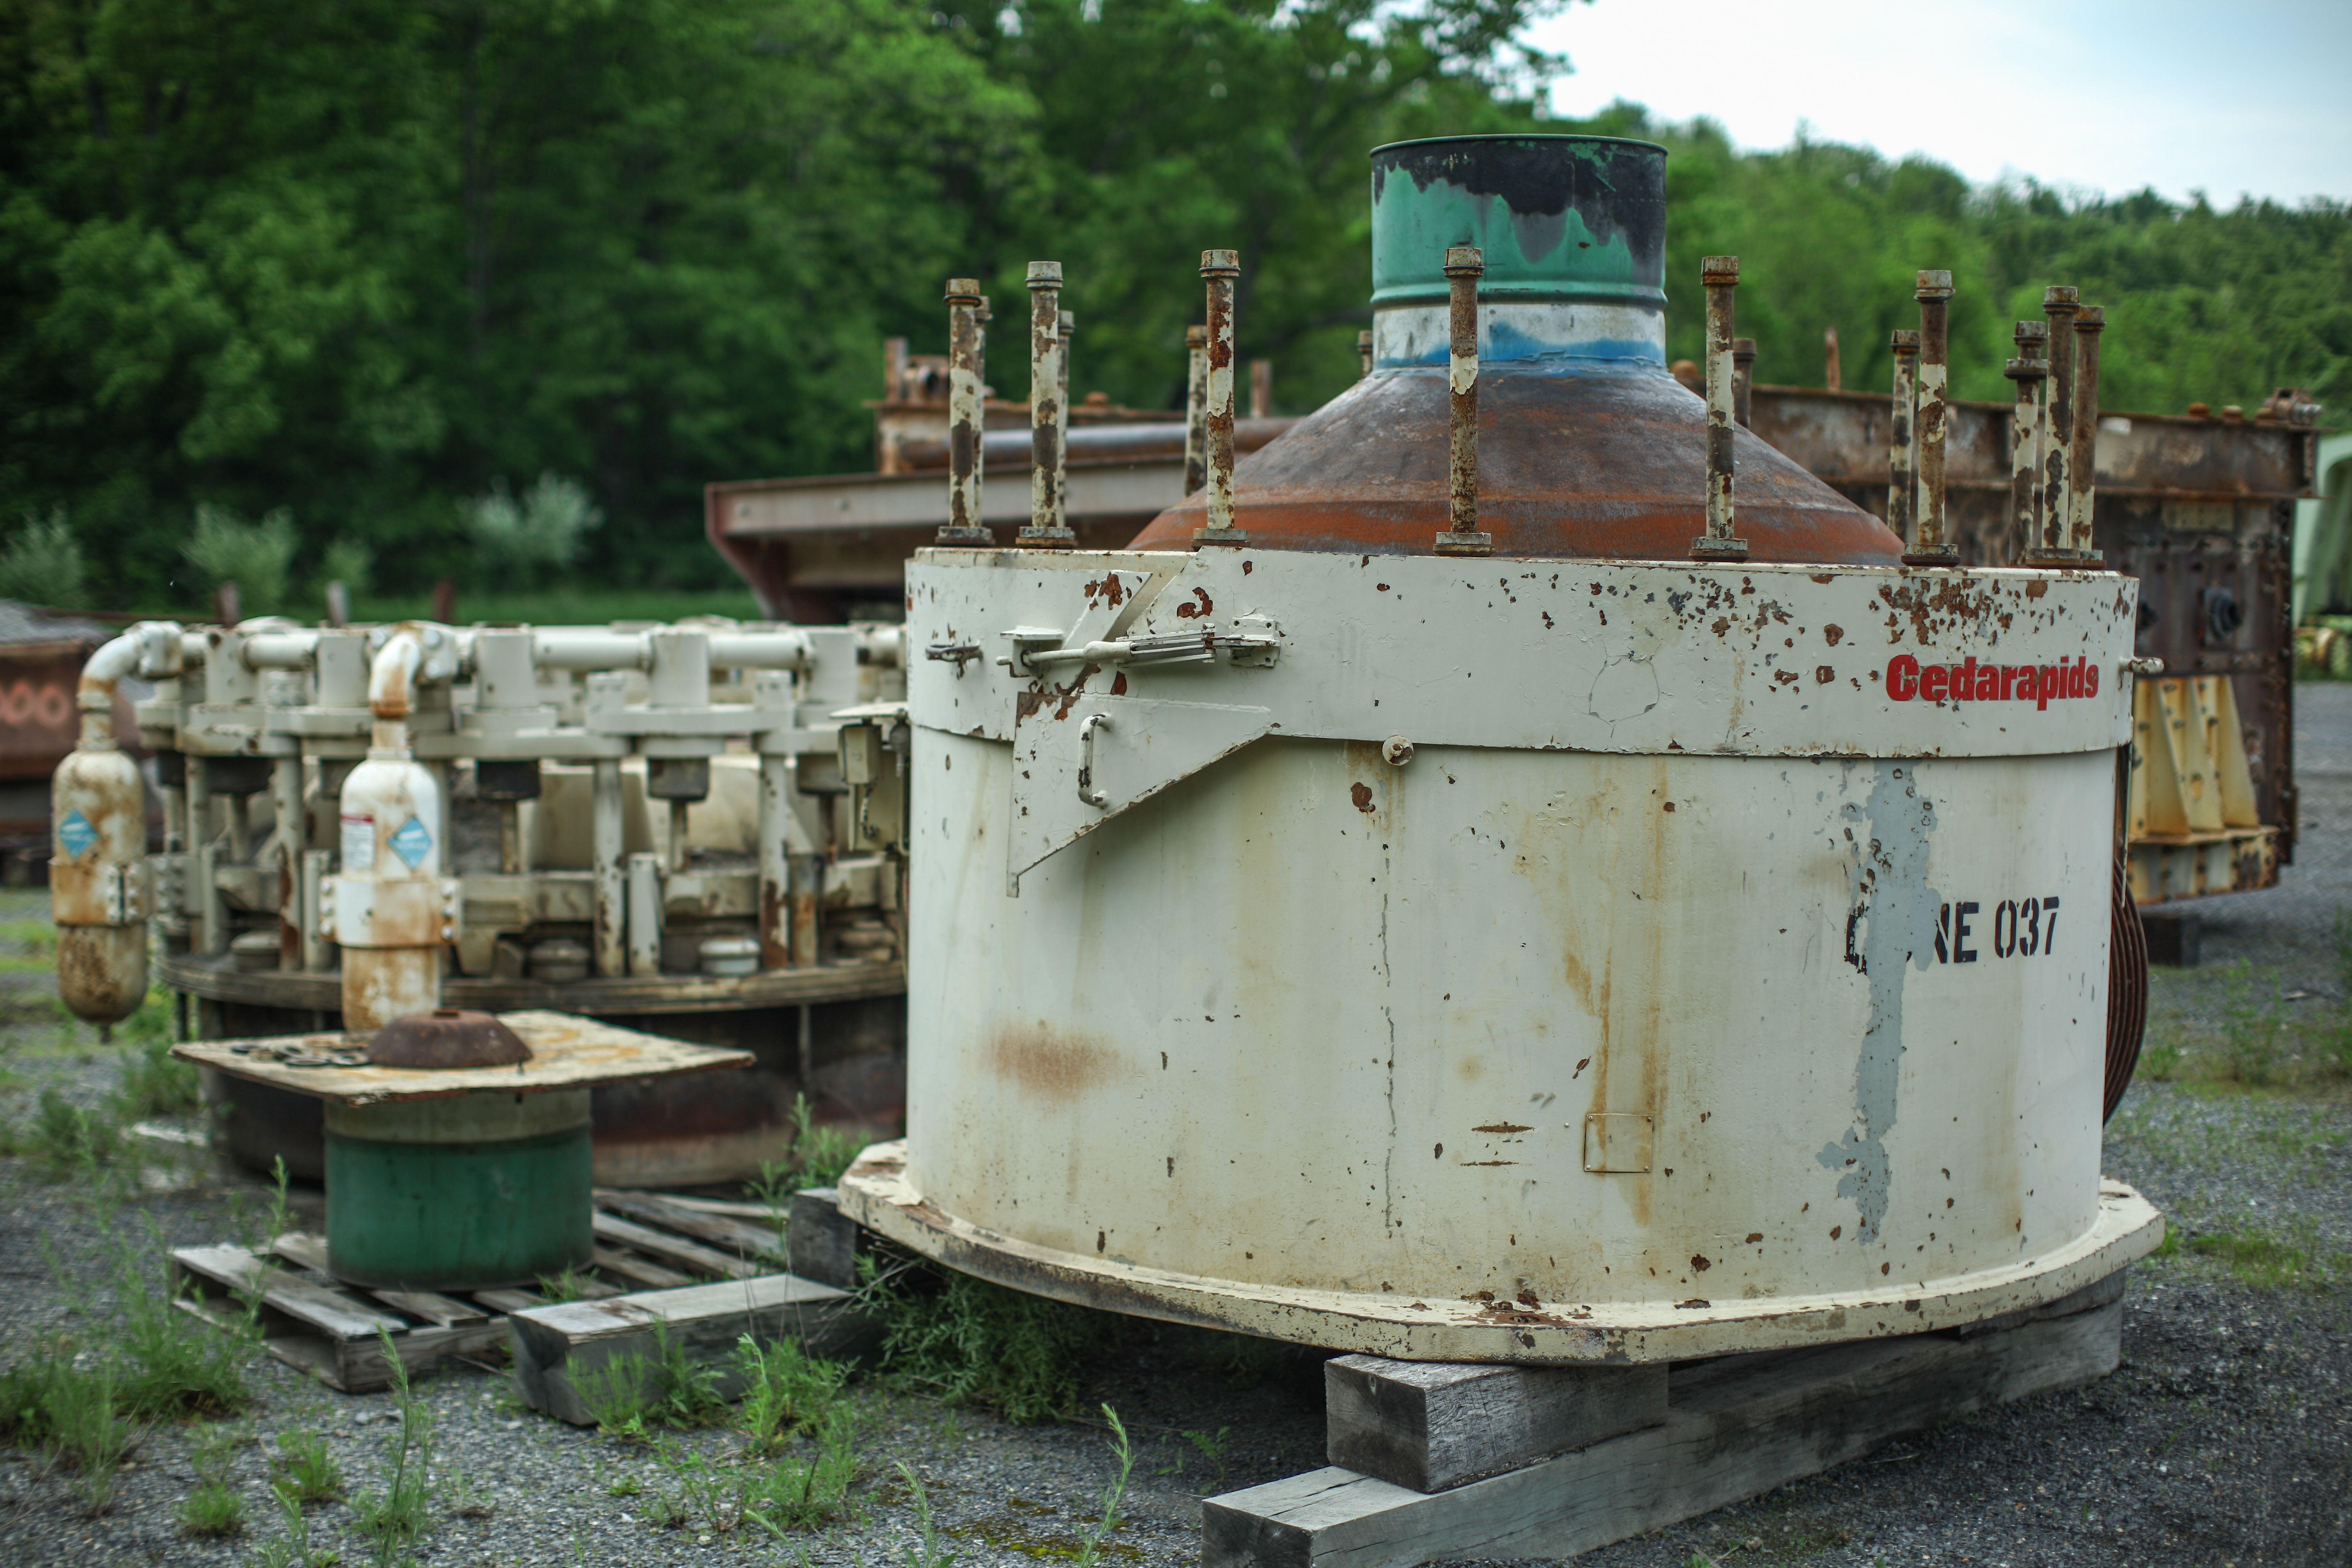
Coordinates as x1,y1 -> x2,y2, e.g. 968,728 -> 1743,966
369,625 -> 426,724
77,621 -> 187,744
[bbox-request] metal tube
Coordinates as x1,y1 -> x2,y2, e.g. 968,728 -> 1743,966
499,802 -> 523,875
1691,255 -> 1748,561
1823,326 -> 1841,393
2004,321 -> 2050,567
1249,360 -> 1271,420
1435,246 -> 1492,557
2069,304 -> 2106,558
1731,336 -> 1756,428
2038,285 -> 2080,560
591,758 -> 624,978
1018,262 -> 1074,547
1888,330 -> 1919,545
789,850 -> 822,966
758,753 -> 792,970
1357,329 -> 1374,379
1183,325 -> 1208,497
1057,308 -> 1074,529
1906,270 -> 1958,565
1194,250 -> 1246,546
300,848 -> 331,971
938,277 -> 992,544
272,755 -> 304,968
626,852 -> 663,977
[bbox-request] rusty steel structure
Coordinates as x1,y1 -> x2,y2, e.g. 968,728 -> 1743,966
48,615 -> 910,1186
829,133 -> 2164,1366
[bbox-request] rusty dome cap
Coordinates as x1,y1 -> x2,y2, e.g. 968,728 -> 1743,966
366,1008 -> 532,1070
1130,134 -> 1902,565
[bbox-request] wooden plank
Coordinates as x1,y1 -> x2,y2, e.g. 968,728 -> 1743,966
508,1273 -> 875,1426
472,1288 -> 544,1315
172,1011 -> 752,1106
1325,1357 -> 1666,1493
367,1288 -> 490,1328
648,1194 -> 790,1222
590,1247 -> 694,1290
594,1189 -> 786,1261
268,1233 -> 335,1276
270,1321 -> 513,1394
1203,1298 -> 2124,1567
787,1187 -> 862,1290
590,1212 -> 759,1280
172,1245 -> 410,1341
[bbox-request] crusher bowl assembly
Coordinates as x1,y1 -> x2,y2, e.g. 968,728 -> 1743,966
840,133 -> 2164,1367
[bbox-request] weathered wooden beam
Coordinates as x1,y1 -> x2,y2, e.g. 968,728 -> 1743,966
787,1186 -> 863,1289
508,1272 -> 876,1426
1205,1293 -> 2124,1567
590,1211 -> 761,1280
1325,1356 -> 1666,1493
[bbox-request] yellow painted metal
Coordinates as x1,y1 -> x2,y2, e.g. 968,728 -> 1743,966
2125,675 -> 2273,904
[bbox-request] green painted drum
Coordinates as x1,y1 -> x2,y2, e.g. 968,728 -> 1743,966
1368,135 -> 1667,311
323,1089 -> 593,1289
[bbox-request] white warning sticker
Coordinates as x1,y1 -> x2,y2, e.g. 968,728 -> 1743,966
341,814 -> 375,872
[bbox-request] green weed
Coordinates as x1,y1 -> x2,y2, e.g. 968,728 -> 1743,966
273,1429 -> 346,1504
2137,1038 -> 2184,1083
1071,1406 -> 1135,1568
113,992 -> 198,1119
534,1266 -> 592,1304
735,1333 -> 851,1454
2217,962 -> 2285,1084
865,1261 -> 1123,1425
0,1343 -> 133,1511
1179,1426 -> 1232,1490
890,1461 -> 957,1567
740,1405 -> 861,1534
577,1322 -> 727,1439
350,1330 -> 435,1565
181,1424 -> 247,1536
109,1214 -> 256,1420
5,1088 -> 125,1179
249,1481 -> 341,1568
749,1093 -> 869,1239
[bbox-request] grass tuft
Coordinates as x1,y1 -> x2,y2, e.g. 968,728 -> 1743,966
577,1322 -> 727,1439
865,1260 -> 1124,1425
273,1429 -> 345,1504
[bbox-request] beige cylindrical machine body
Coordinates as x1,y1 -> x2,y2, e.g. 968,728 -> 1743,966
332,752 -> 449,1032
51,745 -> 149,1024
848,547 -> 2162,1364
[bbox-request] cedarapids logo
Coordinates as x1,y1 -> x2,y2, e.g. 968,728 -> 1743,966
1884,653 -> 2100,710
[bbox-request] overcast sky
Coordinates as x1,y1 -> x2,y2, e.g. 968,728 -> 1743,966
1529,0 -> 2351,206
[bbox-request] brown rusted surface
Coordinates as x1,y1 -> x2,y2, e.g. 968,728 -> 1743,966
1905,272 -> 1958,565
1017,260 -> 1076,549
1194,250 -> 1247,546
895,416 -> 1291,474
2039,286 -> 2081,557
1823,325 -> 1841,392
938,278 -> 991,545
984,1023 -> 1124,1101
1130,362 -> 1901,564
1,638 -> 113,782
1437,245 -> 1491,555
1689,255 -> 1746,560
1184,325 -> 1209,496
1887,330 -> 1919,547
366,1008 -> 532,1069
2003,322 -> 2050,562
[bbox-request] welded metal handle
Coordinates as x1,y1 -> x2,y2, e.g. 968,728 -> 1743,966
1077,712 -> 1110,807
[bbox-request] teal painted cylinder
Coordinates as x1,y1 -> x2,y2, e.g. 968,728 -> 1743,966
324,1090 -> 593,1289
1369,135 -> 1669,367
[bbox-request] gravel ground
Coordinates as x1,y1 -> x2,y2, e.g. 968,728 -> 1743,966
0,688 -> 2346,1568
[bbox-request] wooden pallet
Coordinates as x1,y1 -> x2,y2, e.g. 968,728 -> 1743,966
170,1188 -> 791,1393
1203,1271 -> 2130,1567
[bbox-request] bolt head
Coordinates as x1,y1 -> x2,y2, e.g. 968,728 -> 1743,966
1915,269 -> 1955,300
1443,245 -> 1484,276
1026,260 -> 1063,288
945,277 -> 982,304
1200,248 -> 1240,277
1382,736 -> 1416,766
2043,284 -> 2079,308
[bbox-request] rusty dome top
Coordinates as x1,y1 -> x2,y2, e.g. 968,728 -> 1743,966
1130,135 -> 1902,565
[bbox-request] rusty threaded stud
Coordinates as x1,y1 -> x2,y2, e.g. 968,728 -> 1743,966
936,277 -> 993,545
1017,262 -> 1075,549
1888,328 -> 1919,546
1731,336 -> 1757,428
1183,325 -> 1208,498
2028,285 -> 2083,564
1691,255 -> 1748,562
1434,245 -> 1492,557
1194,250 -> 1247,546
2003,321 -> 2050,565
1903,269 -> 1959,567
2068,304 -> 2105,560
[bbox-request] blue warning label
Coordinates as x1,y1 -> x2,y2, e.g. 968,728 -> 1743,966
388,815 -> 433,870
57,810 -> 97,859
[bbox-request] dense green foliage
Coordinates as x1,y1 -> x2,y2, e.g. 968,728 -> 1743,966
2,0 -> 2344,611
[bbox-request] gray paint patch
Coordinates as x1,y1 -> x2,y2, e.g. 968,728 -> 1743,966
1821,762 -> 1942,1240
